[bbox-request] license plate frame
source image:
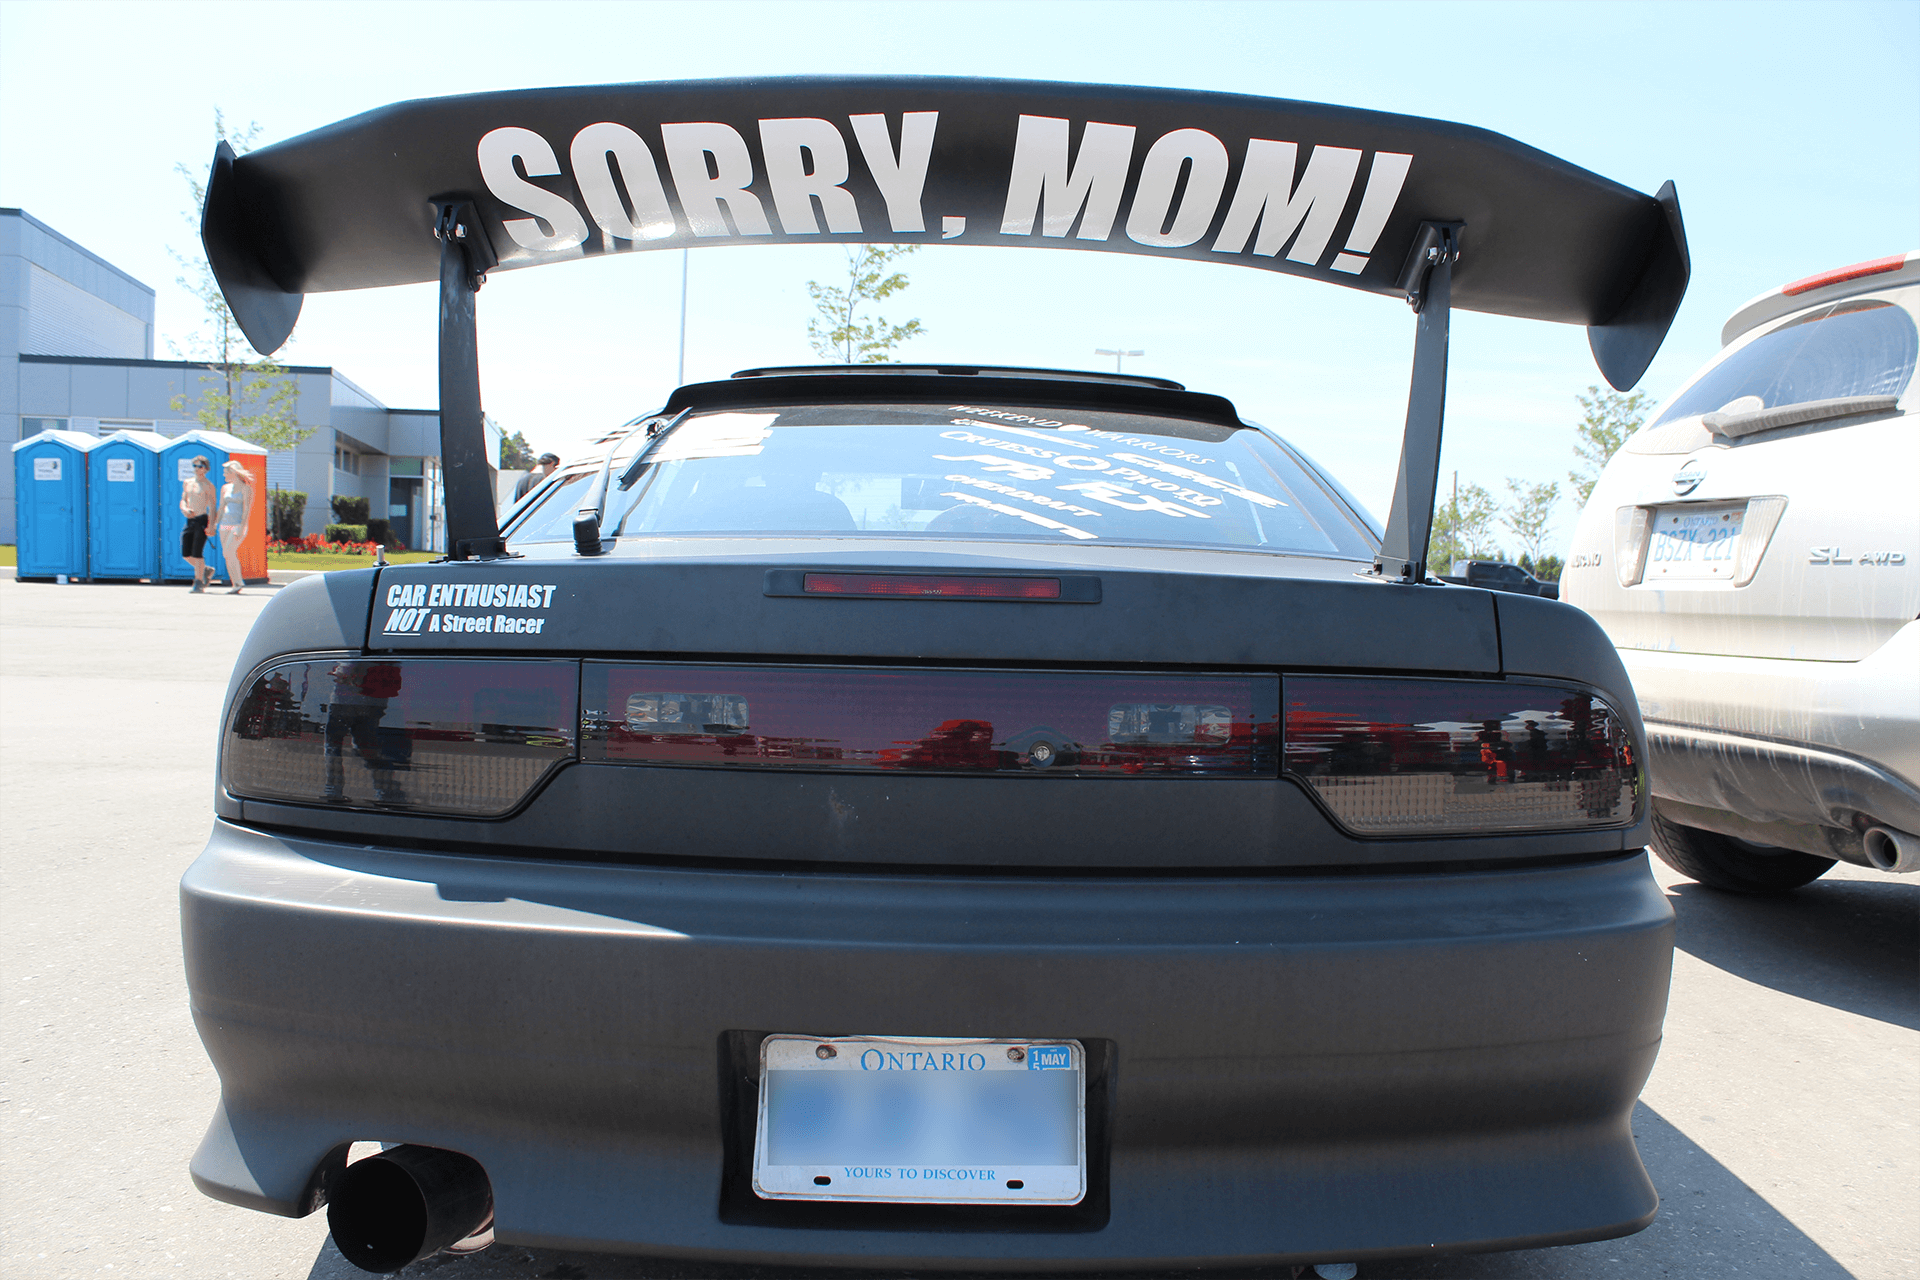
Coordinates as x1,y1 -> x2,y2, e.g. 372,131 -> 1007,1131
1646,502 -> 1746,581
752,1034 -> 1087,1205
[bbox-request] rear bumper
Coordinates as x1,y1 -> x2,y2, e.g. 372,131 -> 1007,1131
182,821 -> 1673,1269
1622,624 -> 1920,859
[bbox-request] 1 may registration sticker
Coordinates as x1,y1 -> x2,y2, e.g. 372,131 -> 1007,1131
380,580 -> 558,636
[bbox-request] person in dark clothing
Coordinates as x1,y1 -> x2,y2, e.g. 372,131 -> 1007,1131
514,453 -> 561,500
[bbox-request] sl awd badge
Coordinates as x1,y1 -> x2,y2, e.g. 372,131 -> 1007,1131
1672,458 -> 1707,496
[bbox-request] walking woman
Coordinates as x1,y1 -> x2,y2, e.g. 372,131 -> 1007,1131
214,460 -> 254,594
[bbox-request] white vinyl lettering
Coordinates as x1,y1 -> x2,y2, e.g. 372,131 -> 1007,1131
661,122 -> 773,237
759,118 -> 862,235
1057,479 -> 1212,518
570,122 -> 677,243
1000,116 -> 1136,240
1125,129 -> 1230,248
940,490 -> 1098,540
541,585 -> 557,607
848,112 -> 938,233
476,127 -> 590,252
932,453 -> 1055,482
1331,151 -> 1412,274
1211,140 -> 1363,264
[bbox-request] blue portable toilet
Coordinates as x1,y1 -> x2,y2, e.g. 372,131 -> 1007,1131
158,431 -> 230,581
87,430 -> 169,581
12,430 -> 96,580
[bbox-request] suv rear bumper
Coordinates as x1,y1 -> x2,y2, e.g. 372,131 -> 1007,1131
1622,621 -> 1920,860
182,821 -> 1672,1269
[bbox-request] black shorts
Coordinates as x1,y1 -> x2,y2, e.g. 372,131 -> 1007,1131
182,514 -> 209,558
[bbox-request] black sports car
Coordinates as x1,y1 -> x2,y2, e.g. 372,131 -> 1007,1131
183,77 -> 1687,1274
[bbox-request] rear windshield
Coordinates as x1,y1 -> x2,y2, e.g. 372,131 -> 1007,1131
1653,299 -> 1919,426
508,402 -> 1376,559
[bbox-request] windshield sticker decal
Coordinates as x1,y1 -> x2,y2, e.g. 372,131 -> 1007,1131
1056,480 -> 1212,519
941,473 -> 1101,519
935,423 -> 1269,516
380,581 -> 559,637
649,412 -> 779,462
1107,453 -> 1284,507
938,490 -> 1098,540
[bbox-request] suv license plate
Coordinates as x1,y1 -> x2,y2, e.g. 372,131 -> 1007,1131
1647,503 -> 1746,580
752,1035 -> 1086,1205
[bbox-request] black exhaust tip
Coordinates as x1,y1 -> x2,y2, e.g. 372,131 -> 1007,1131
327,1145 -> 493,1274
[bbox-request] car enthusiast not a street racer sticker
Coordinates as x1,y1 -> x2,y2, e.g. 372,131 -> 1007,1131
379,579 -> 559,637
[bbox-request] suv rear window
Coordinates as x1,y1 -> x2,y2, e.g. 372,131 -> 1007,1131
508,402 -> 1376,558
1654,299 -> 1919,426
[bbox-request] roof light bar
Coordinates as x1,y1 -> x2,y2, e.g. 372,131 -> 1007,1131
1781,255 -> 1907,296
803,572 -> 1061,600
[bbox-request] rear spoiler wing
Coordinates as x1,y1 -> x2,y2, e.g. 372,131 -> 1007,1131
203,76 -> 1688,571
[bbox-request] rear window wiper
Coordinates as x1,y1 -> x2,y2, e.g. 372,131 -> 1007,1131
574,409 -> 690,555
1703,393 -> 1899,438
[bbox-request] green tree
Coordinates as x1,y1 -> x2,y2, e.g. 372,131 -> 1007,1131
1568,385 -> 1652,506
499,430 -> 537,470
1426,477 -> 1502,572
1501,477 -> 1561,565
169,112 -> 310,452
807,245 -> 926,363
1526,553 -> 1565,583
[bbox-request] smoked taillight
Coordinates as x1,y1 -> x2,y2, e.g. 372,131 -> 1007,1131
1283,676 -> 1638,835
583,664 -> 1278,776
223,658 -> 577,816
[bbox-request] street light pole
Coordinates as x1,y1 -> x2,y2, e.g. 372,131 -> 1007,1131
1094,347 -> 1145,373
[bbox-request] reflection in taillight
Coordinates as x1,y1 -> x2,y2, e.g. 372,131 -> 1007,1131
583,664 -> 1278,776
626,692 -> 750,734
1283,676 -> 1638,835
223,658 -> 577,816
1108,704 -> 1233,743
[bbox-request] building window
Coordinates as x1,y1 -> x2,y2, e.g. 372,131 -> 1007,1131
334,445 -> 361,476
21,417 -> 68,437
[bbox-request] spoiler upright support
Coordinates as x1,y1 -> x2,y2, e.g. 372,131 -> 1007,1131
1375,222 -> 1462,585
433,199 -> 506,561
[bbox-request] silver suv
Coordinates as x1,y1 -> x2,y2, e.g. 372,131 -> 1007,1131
1564,252 -> 1919,891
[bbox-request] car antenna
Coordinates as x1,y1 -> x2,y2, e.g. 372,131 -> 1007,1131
574,409 -> 689,556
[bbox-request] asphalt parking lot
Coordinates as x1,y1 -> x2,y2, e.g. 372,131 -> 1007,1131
2,577 -> 1913,1280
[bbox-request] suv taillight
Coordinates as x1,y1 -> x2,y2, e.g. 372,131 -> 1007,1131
223,658 -> 577,816
1283,676 -> 1638,835
582,663 -> 1279,776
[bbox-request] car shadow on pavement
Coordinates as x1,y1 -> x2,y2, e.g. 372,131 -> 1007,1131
300,1104 -> 1851,1280
1667,875 -> 1919,1031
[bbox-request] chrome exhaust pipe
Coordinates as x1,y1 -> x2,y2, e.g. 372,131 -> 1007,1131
327,1144 -> 493,1274
1863,826 -> 1920,874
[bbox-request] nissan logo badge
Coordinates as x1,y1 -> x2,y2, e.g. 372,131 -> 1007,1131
1672,459 -> 1707,496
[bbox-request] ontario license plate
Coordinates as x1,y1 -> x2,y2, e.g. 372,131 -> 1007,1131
1647,503 -> 1745,580
752,1035 -> 1086,1205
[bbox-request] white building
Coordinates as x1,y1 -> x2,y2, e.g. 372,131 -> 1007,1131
2,208 -> 496,548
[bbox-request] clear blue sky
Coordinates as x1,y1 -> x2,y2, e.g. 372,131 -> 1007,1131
3,0 -> 1914,546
